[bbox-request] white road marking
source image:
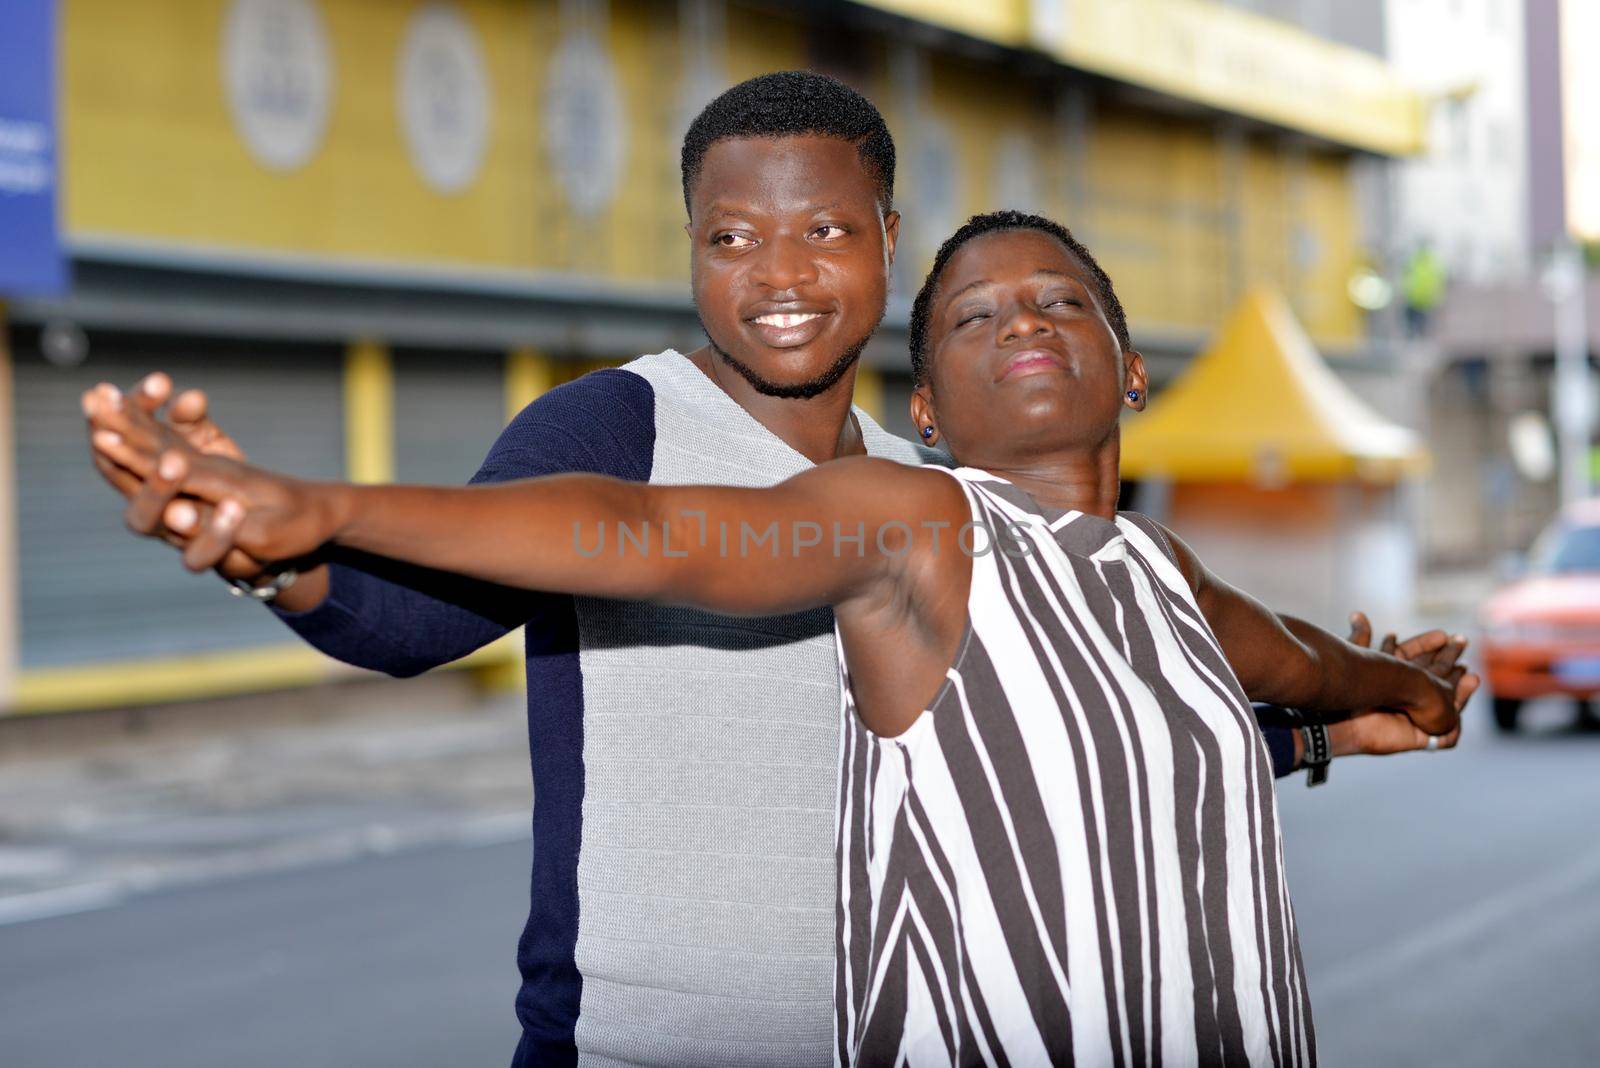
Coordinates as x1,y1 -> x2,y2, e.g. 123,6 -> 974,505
0,813 -> 529,928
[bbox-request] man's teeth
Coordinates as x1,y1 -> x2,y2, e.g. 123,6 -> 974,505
754,313 -> 822,327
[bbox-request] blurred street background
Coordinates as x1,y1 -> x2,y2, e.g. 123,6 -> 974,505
2,0 -> 1599,1064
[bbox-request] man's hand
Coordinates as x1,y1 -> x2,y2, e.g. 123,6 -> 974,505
1323,612 -> 1477,760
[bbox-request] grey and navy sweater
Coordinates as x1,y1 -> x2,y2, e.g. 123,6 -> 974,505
273,350 -> 1298,1067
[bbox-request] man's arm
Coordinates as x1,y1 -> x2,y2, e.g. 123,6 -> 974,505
1157,523 -> 1461,735
87,371 -> 655,677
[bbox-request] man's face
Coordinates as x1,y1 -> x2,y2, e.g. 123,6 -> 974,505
688,134 -> 899,398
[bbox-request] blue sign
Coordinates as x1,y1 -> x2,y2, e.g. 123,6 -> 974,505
0,0 -> 66,298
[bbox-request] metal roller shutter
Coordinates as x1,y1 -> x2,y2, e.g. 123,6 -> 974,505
12,331 -> 344,668
392,348 -> 504,485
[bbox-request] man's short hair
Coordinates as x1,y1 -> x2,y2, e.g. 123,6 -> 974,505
680,70 -> 896,215
908,210 -> 1132,386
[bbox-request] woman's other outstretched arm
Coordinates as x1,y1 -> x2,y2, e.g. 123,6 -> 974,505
1156,523 -> 1462,736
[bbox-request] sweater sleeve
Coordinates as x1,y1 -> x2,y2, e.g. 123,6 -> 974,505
1261,724 -> 1298,780
270,368 -> 656,677
1249,703 -> 1303,779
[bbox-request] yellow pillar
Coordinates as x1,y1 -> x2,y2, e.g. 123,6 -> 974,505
853,364 -> 885,424
504,346 -> 556,422
344,339 -> 394,484
0,304 -> 16,712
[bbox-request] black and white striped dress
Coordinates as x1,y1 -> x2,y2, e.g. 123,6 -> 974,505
834,467 -> 1314,1067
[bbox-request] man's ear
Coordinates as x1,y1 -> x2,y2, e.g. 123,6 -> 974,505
883,210 -> 901,267
1124,350 -> 1149,410
909,384 -> 938,447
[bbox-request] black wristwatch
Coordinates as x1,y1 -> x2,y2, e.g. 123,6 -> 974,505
1300,723 -> 1331,788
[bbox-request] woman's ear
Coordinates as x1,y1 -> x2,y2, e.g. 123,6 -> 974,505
909,385 -> 939,447
1123,350 -> 1149,411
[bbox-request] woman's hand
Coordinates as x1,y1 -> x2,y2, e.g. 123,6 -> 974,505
162,451 -> 341,572
85,394 -> 341,572
83,379 -> 267,581
1329,613 -> 1476,757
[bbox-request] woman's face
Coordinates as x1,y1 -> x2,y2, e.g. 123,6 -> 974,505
915,229 -> 1144,467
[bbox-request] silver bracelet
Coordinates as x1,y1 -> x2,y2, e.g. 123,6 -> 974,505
227,568 -> 299,603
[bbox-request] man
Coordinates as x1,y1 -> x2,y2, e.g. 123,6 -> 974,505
88,72 -> 1466,1066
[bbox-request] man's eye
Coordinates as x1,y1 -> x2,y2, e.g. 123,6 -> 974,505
715,233 -> 754,248
813,225 -> 847,240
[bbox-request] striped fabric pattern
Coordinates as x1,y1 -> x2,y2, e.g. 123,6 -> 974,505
834,468 -> 1314,1067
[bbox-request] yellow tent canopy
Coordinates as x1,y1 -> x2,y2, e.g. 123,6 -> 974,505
1120,287 -> 1430,483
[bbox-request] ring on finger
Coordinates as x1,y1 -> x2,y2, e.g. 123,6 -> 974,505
1426,735 -> 1440,752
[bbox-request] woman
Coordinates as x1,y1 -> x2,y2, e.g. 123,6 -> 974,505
91,212 -> 1460,1066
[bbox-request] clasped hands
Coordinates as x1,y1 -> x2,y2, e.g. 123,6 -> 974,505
84,377 -> 333,573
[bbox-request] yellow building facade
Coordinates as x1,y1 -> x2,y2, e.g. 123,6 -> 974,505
0,0 -> 1422,712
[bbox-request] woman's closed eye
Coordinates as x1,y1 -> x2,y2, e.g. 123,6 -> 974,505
955,308 -> 992,327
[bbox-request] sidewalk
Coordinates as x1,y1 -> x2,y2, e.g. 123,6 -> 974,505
0,674 -> 530,925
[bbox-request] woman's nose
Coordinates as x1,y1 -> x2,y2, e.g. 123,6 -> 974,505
1000,303 -> 1053,342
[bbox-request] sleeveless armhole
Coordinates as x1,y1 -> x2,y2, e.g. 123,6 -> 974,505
902,466 -> 987,733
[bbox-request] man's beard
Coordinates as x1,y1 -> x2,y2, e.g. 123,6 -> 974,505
702,321 -> 877,400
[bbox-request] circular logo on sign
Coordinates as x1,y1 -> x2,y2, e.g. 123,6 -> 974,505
222,0 -> 334,172
398,3 -> 490,194
544,31 -> 625,218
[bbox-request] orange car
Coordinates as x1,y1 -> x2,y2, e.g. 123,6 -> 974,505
1481,500 -> 1600,731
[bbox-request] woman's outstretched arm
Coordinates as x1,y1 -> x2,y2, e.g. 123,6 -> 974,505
99,419 -> 965,620
1156,522 -> 1463,736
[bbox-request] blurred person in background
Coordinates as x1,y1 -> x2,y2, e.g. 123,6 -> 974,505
85,74 -> 1468,1067
86,211 -> 1473,1065
1402,240 -> 1447,338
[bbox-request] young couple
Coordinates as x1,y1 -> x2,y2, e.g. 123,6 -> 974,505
88,72 -> 1473,1067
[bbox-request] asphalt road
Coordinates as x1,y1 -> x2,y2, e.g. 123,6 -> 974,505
2,698 -> 1597,1067
0,839 -> 529,1068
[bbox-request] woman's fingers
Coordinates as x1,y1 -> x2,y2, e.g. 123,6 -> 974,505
1394,628 -> 1448,661
164,498 -> 201,536
1429,635 -> 1468,674
123,450 -> 188,536
181,498 -> 246,572
86,385 -> 174,461
1347,611 -> 1372,647
170,452 -> 254,506
134,372 -> 172,414
91,450 -> 143,498
92,429 -> 159,479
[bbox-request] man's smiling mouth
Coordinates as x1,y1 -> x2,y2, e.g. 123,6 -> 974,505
744,308 -> 834,349
752,312 -> 825,328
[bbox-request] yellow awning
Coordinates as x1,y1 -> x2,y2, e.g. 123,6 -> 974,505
1120,288 -> 1430,483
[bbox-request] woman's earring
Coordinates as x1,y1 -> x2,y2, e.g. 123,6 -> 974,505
1126,390 -> 1141,404
921,426 -> 935,439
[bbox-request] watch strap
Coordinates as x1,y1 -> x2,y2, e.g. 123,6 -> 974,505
1301,722 -> 1331,787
